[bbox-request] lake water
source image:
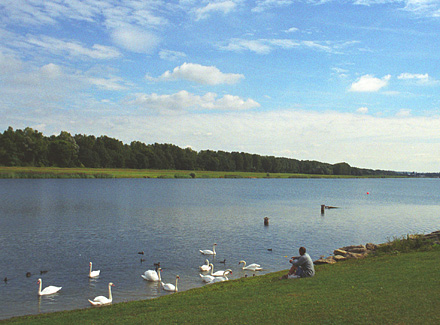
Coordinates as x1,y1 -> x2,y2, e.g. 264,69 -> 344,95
0,178 -> 439,320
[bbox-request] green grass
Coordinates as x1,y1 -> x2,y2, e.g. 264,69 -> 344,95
3,248 -> 440,324
0,166 -> 396,179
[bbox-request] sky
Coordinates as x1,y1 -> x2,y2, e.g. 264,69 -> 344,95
0,0 -> 439,172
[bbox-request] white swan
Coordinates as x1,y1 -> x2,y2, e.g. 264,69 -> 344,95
199,259 -> 212,272
37,278 -> 62,296
141,267 -> 162,282
209,263 -> 227,277
239,260 -> 262,271
208,269 -> 232,284
88,282 -> 115,306
161,275 -> 180,292
89,262 -> 100,278
199,243 -> 217,255
199,273 -> 216,283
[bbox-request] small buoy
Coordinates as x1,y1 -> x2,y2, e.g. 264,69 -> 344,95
264,217 -> 269,226
367,192 -> 369,195
26,272 -> 31,277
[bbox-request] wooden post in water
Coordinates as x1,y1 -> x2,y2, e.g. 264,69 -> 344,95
264,217 -> 269,226
321,205 -> 325,215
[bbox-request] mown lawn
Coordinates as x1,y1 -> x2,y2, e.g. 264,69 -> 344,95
3,248 -> 440,324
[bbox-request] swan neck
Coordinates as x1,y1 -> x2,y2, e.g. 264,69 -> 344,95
38,280 -> 42,294
209,263 -> 214,275
108,284 -> 113,300
158,269 -> 161,281
175,277 -> 179,290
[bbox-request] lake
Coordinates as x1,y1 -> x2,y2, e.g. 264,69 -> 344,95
0,178 -> 439,320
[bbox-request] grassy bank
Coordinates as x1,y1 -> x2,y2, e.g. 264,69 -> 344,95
3,247 -> 440,324
0,166 -> 395,179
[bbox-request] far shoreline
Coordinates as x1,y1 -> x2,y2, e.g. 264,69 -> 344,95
0,166 -> 412,179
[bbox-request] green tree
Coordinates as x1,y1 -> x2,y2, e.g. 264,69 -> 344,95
0,127 -> 20,166
333,162 -> 351,175
75,134 -> 100,167
48,131 -> 79,167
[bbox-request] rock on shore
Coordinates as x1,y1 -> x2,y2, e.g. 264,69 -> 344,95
314,230 -> 440,265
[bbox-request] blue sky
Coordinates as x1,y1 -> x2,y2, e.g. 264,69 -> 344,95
1,0 -> 439,172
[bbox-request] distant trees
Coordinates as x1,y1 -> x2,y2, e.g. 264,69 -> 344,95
0,126 -> 400,176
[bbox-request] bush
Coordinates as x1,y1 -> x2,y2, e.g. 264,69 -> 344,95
375,234 -> 435,255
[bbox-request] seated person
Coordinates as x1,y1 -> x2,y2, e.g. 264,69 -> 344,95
280,246 -> 315,279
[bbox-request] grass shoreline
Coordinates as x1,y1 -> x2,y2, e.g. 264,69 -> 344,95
3,239 -> 439,324
0,166 -> 403,179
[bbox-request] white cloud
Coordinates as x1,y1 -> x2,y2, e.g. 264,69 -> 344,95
398,72 -> 429,80
40,63 -> 63,78
252,0 -> 295,13
26,35 -> 121,59
111,26 -> 160,53
352,0 -> 440,18
397,72 -> 438,86
194,1 -> 237,20
159,49 -> 187,61
356,106 -> 369,114
126,90 -> 260,112
88,77 -> 128,91
302,40 -> 333,52
0,54 -> 128,115
215,94 -> 260,110
0,51 -> 23,74
0,2 -> 165,55
220,38 -> 355,54
402,0 -> 440,18
220,39 -> 275,54
332,67 -> 349,78
158,63 -> 244,85
349,74 -> 391,92
285,27 -> 299,33
0,1 -> 167,27
396,109 -> 412,117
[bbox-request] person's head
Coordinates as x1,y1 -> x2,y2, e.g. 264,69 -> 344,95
299,247 -> 306,255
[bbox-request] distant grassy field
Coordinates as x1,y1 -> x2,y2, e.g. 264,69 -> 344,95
0,166 -> 387,179
3,247 -> 439,324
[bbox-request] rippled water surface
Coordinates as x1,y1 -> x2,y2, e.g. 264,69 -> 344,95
1,178 -> 439,319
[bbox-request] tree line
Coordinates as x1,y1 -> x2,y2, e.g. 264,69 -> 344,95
0,126 -> 400,176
